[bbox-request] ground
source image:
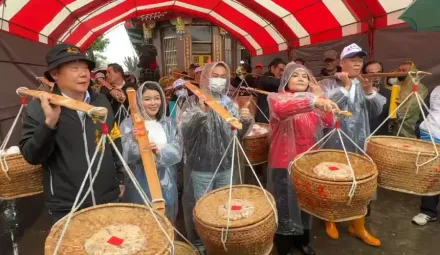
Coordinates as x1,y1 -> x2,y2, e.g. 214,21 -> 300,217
0,187 -> 437,255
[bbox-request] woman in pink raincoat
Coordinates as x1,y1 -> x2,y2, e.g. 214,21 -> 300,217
267,63 -> 339,255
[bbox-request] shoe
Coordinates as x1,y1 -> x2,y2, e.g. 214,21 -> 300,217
298,245 -> 316,255
348,217 -> 381,247
324,221 -> 339,239
412,213 -> 437,226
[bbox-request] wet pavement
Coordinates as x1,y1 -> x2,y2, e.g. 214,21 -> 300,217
0,187 -> 438,255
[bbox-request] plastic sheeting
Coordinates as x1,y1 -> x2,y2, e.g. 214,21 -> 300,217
267,63 -> 334,235
120,81 -> 182,224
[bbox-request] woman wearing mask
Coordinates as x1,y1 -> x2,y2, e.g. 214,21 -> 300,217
168,78 -> 189,119
268,63 -> 338,255
178,61 -> 253,253
120,81 -> 182,224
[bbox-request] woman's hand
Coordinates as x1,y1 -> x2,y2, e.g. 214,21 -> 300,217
314,98 -> 339,113
309,77 -> 323,96
240,101 -> 252,120
149,143 -> 161,158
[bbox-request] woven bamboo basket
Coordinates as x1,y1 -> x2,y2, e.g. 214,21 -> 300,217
0,152 -> 43,200
243,123 -> 270,166
194,185 -> 276,255
174,241 -> 200,255
366,136 -> 440,195
235,96 -> 257,118
45,203 -> 174,255
291,150 -> 377,222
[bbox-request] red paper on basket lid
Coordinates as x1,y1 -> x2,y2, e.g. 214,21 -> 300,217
328,166 -> 339,171
107,236 -> 124,246
231,205 -> 242,211
402,144 -> 411,148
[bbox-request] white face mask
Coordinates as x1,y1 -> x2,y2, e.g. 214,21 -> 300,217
388,77 -> 398,85
175,89 -> 187,98
209,77 -> 227,94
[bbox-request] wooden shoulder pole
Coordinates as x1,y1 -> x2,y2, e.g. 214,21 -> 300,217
126,88 -> 166,214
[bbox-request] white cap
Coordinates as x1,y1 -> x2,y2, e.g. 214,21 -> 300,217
173,78 -> 185,89
340,43 -> 367,60
95,72 -> 105,79
194,67 -> 203,74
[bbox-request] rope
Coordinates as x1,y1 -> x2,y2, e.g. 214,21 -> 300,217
81,118 -> 96,206
396,102 -> 411,137
0,104 -> 25,177
225,117 -> 239,123
250,98 -> 269,122
336,129 -> 357,204
107,135 -> 175,254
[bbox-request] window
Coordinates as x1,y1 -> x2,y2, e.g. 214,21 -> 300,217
224,37 -> 232,68
192,43 -> 211,54
192,26 -> 212,60
191,26 -> 212,42
163,37 -> 177,74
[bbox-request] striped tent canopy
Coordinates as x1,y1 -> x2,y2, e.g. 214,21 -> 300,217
0,0 -> 413,56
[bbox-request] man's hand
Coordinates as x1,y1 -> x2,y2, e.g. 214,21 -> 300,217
240,101 -> 252,120
336,72 -> 352,91
119,184 -> 125,198
359,75 -> 374,95
314,97 -> 340,113
110,89 -> 126,103
41,93 -> 61,129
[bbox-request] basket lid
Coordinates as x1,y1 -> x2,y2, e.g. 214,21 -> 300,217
368,136 -> 439,155
174,241 -> 200,254
45,203 -> 174,255
293,149 -> 376,182
194,185 -> 275,229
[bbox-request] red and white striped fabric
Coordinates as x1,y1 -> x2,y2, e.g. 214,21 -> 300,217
0,0 -> 412,56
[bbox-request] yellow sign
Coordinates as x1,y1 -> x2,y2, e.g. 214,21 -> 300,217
110,122 -> 123,140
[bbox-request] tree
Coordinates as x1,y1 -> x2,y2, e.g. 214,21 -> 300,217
123,56 -> 140,76
86,36 -> 110,68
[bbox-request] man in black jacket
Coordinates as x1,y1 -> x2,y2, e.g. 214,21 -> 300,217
256,58 -> 286,123
101,63 -> 137,120
20,43 -> 125,222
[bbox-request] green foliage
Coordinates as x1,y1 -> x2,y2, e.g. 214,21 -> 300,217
123,56 -> 140,76
86,36 -> 110,68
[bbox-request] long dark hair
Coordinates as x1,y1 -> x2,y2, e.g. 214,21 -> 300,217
140,82 -> 164,120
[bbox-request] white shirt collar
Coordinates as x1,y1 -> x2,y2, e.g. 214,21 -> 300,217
61,91 -> 91,117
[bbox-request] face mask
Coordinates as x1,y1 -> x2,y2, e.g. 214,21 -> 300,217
209,78 -> 227,94
175,89 -> 187,98
388,77 -> 398,85
398,76 -> 407,82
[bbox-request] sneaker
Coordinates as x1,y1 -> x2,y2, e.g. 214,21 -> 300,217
412,213 -> 437,226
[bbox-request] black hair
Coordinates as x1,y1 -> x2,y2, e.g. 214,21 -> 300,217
362,61 -> 383,74
108,63 -> 124,77
141,83 -> 164,120
268,58 -> 287,68
241,63 -> 252,73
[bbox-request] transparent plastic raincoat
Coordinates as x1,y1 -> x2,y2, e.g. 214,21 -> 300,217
267,63 -> 334,235
178,61 -> 253,245
120,81 -> 182,224
319,75 -> 386,152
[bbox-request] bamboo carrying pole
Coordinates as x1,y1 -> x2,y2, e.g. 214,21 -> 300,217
184,81 -> 243,130
315,71 -> 432,80
16,87 -> 108,117
126,88 -> 166,214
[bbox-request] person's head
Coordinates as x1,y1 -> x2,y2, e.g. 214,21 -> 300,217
188,64 -> 199,77
200,61 -> 230,96
254,63 -> 263,76
241,63 -> 252,75
124,71 -> 137,84
45,44 -> 95,94
340,43 -> 367,77
363,61 -> 383,87
137,82 -> 165,120
398,61 -> 416,81
323,50 -> 339,72
173,78 -> 187,98
294,58 -> 305,65
281,63 -> 313,93
194,67 -> 203,82
269,58 -> 287,79
106,63 -> 124,84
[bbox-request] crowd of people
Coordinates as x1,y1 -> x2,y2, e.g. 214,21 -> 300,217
17,41 -> 439,255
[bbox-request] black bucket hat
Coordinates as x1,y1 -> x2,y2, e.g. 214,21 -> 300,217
44,43 -> 96,82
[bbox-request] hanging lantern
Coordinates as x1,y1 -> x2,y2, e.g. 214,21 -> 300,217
219,27 -> 228,38
170,17 -> 192,38
142,22 -> 156,41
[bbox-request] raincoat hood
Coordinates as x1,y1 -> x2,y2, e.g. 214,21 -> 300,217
199,61 -> 231,95
136,81 -> 167,121
279,63 -> 314,93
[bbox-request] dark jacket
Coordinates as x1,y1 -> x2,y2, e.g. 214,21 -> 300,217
256,72 -> 280,123
231,74 -> 256,89
369,85 -> 392,135
100,81 -> 138,119
19,86 -> 124,212
320,66 -> 342,76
